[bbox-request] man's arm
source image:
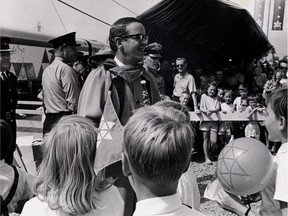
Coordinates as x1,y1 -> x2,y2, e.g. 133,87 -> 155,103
62,66 -> 80,113
77,67 -> 112,126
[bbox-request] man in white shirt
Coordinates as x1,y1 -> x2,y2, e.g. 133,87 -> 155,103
173,57 -> 199,112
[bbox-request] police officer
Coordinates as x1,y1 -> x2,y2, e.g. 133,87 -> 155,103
0,37 -> 18,165
42,32 -> 80,135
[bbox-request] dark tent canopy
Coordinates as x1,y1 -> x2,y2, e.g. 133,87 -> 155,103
138,0 -> 273,67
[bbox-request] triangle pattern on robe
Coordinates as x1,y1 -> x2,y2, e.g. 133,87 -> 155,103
94,92 -> 124,175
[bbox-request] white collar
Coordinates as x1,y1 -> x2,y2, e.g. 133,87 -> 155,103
114,56 -> 125,66
133,193 -> 182,216
277,142 -> 288,153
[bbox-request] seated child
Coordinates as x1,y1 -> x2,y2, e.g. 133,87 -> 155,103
122,106 -> 204,216
21,115 -> 124,216
0,119 -> 35,215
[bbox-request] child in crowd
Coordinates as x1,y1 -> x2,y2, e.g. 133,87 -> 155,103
219,89 -> 235,148
200,81 -> 221,164
179,91 -> 191,111
239,97 -> 248,112
233,83 -> 249,111
155,100 -> 200,210
21,115 -> 124,216
216,87 -> 288,216
262,69 -> 282,99
196,75 -> 208,104
244,94 -> 264,140
217,87 -> 225,103
0,119 -> 35,215
235,97 -> 249,138
122,106 -> 204,216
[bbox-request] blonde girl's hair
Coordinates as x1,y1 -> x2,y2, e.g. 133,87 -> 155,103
35,115 -> 113,215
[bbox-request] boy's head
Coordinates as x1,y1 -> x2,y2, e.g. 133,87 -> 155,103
122,106 -> 193,186
179,91 -> 190,106
217,87 -> 224,99
238,84 -> 249,98
265,88 -> 287,142
200,75 -> 208,88
0,119 -> 13,160
247,94 -> 258,108
223,89 -> 233,104
240,98 -> 248,111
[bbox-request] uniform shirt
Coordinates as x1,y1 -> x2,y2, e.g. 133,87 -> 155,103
133,194 -> 204,216
42,57 -> 80,114
21,185 -> 124,216
0,160 -> 35,213
173,72 -> 196,97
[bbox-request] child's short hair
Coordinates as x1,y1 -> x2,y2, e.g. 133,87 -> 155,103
0,120 -> 13,160
241,97 -> 248,104
266,88 -> 287,121
35,115 -> 113,215
217,87 -> 224,92
180,91 -> 190,98
238,84 -> 249,91
247,94 -> 258,103
124,106 -> 193,182
208,81 -> 218,88
224,89 -> 233,96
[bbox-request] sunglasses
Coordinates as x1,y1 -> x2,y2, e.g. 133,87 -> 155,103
120,34 -> 148,43
176,64 -> 185,68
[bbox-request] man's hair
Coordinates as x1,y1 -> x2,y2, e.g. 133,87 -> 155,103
123,106 -> 193,182
0,119 -> 13,160
266,87 -> 287,121
35,115 -> 113,215
176,57 -> 187,64
109,17 -> 143,52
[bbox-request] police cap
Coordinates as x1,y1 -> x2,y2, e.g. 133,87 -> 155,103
48,32 -> 80,48
0,37 -> 13,52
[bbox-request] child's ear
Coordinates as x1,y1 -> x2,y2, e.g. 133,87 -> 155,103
279,116 -> 287,131
122,152 -> 132,177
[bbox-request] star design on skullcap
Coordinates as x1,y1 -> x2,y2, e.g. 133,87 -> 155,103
217,143 -> 249,189
96,118 -> 115,148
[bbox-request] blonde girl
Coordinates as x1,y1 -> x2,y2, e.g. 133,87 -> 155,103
21,115 -> 124,216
